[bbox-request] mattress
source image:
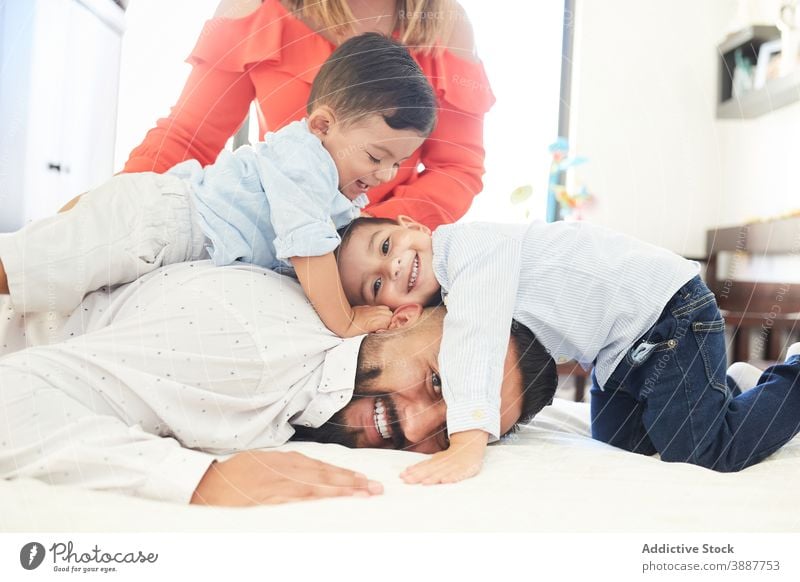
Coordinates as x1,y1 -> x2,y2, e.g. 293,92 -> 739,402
2,397 -> 797,533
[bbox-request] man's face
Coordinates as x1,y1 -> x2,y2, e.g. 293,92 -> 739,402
310,109 -> 425,201
337,218 -> 441,309
308,308 -> 524,453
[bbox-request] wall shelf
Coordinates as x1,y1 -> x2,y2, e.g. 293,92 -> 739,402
716,25 -> 800,119
717,67 -> 800,118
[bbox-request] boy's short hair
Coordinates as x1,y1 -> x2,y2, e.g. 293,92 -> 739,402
335,216 -> 399,258
308,33 -> 437,136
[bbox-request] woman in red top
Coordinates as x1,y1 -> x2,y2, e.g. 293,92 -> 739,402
122,0 -> 495,229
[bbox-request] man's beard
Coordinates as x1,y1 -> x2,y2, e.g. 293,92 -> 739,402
292,406 -> 359,446
291,392 -> 402,449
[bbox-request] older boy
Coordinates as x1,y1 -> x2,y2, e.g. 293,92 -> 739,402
335,216 -> 800,482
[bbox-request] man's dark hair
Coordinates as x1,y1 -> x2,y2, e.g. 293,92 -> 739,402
506,319 -> 558,434
307,32 -> 437,136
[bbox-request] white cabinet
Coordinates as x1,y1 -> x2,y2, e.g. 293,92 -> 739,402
0,0 -> 125,232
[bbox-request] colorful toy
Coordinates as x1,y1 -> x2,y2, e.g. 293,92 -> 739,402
510,137 -> 594,221
546,137 -> 592,221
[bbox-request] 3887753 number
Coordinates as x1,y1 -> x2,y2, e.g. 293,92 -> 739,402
729,560 -> 780,571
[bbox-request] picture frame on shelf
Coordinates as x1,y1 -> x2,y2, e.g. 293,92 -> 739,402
754,38 -> 782,89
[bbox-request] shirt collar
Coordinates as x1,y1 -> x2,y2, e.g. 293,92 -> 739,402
292,333 -> 366,428
318,334 -> 366,394
350,193 -> 370,209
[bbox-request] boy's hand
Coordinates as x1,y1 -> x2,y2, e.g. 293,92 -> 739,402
343,305 -> 392,336
400,430 -> 489,485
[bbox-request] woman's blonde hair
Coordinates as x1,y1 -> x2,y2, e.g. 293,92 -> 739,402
283,0 -> 457,51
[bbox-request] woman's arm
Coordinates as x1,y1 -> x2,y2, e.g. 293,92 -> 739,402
213,0 -> 261,18
442,3 -> 480,64
291,253 -> 391,338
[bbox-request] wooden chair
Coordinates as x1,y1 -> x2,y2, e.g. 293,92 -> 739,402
705,216 -> 800,363
557,361 -> 590,402
557,216 -> 800,401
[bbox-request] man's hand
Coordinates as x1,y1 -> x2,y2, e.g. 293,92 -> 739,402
190,451 -> 383,506
342,305 -> 393,337
400,430 -> 489,485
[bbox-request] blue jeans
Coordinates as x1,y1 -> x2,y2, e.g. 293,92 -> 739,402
590,275 -> 800,472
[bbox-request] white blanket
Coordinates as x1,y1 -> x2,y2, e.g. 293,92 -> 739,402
2,398 -> 797,532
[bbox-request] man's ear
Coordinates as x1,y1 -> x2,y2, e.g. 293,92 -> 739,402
396,214 -> 431,235
387,303 -> 423,329
307,106 -> 336,138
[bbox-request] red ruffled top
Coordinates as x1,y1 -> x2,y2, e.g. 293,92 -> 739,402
123,0 -> 495,228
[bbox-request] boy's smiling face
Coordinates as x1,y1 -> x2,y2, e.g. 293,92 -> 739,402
337,217 -> 441,309
308,108 -> 426,201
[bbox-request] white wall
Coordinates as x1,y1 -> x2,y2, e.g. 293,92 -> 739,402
714,100 -> 800,227
571,0 -> 735,257
572,0 -> 800,258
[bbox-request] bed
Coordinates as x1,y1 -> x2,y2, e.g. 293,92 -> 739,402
2,397 -> 798,533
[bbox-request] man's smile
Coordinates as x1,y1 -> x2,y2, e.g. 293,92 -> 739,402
374,397 -> 392,440
360,395 -> 404,449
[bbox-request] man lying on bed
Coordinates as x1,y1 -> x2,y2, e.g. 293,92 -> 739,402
0,261 -> 557,507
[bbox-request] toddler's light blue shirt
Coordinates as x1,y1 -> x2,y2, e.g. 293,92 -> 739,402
168,120 -> 367,270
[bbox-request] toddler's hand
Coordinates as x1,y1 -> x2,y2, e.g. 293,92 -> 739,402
400,430 -> 489,485
344,305 -> 392,336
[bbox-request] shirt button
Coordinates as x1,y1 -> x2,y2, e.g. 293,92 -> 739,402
556,356 -> 569,364
472,410 -> 484,420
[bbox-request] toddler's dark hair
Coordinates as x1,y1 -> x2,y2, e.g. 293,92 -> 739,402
307,32 -> 437,136
335,217 -> 399,259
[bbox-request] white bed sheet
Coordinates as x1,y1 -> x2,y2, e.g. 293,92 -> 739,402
2,398 -> 798,533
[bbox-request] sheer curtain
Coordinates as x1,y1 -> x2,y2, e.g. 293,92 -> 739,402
459,1 -> 565,223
